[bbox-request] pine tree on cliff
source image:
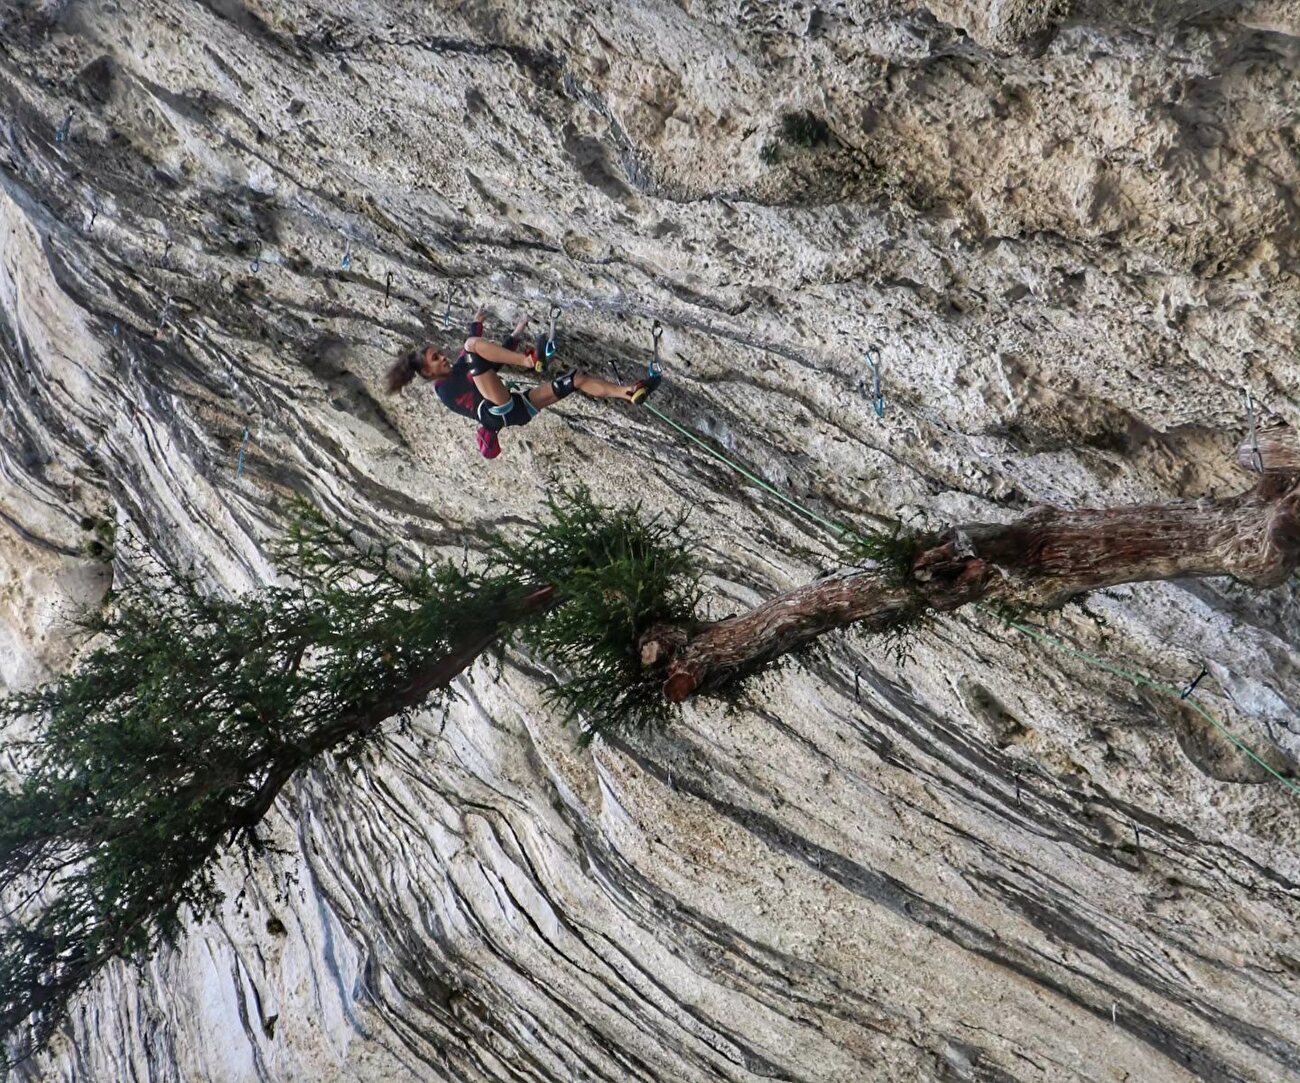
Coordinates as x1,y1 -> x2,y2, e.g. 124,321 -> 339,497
0,494 -> 694,1068
3,418 -> 1300,1064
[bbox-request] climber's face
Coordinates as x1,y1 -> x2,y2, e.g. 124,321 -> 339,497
421,346 -> 452,379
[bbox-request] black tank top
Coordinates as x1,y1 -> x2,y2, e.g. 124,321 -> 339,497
434,359 -> 481,419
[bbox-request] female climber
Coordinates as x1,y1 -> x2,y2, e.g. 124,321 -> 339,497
384,309 -> 658,458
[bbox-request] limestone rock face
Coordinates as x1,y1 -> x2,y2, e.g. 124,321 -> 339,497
925,0 -> 1068,50
2,1 -> 1300,1080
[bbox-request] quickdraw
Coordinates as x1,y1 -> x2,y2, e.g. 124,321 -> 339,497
864,348 -> 884,418
1180,665 -> 1209,701
442,282 -> 459,331
650,319 -> 663,376
1244,387 -> 1264,471
545,304 -> 562,359
235,425 -> 251,480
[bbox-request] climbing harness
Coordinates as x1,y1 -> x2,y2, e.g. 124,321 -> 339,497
545,304 -> 562,359
864,348 -> 884,418
1244,387 -> 1264,471
55,110 -> 72,144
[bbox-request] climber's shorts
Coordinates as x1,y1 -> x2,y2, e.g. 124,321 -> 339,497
476,391 -> 538,432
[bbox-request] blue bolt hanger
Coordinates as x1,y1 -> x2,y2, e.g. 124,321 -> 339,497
864,347 -> 884,418
235,426 -> 252,480
545,304 -> 562,358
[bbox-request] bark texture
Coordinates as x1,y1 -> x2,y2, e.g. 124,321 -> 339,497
1238,419 -> 1300,476
661,472 -> 1300,701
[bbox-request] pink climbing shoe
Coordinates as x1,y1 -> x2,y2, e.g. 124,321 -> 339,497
476,426 -> 501,459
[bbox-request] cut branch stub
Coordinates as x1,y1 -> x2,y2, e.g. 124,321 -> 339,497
1236,418 -> 1299,475
640,622 -> 688,667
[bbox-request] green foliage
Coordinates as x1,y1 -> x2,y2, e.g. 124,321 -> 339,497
873,600 -> 937,668
780,110 -> 832,148
839,524 -> 925,585
5,486 -> 935,1065
0,491 -> 701,1065
0,507 -> 519,1067
837,526 -> 936,667
496,488 -> 700,745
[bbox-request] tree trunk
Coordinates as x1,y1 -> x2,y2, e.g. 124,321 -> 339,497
233,585 -> 557,829
656,433 -> 1300,702
1237,418 -> 1300,475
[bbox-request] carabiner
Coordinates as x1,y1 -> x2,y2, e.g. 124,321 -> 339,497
651,319 -> 664,374
1244,386 -> 1263,471
546,304 -> 562,358
864,347 -> 884,418
442,282 -> 457,331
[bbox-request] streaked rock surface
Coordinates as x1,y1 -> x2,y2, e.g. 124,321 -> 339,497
2,2 -> 1300,1079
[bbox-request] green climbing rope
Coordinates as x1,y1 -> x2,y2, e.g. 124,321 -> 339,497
975,605 -> 1300,798
642,402 -> 856,539
639,398 -> 1299,800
